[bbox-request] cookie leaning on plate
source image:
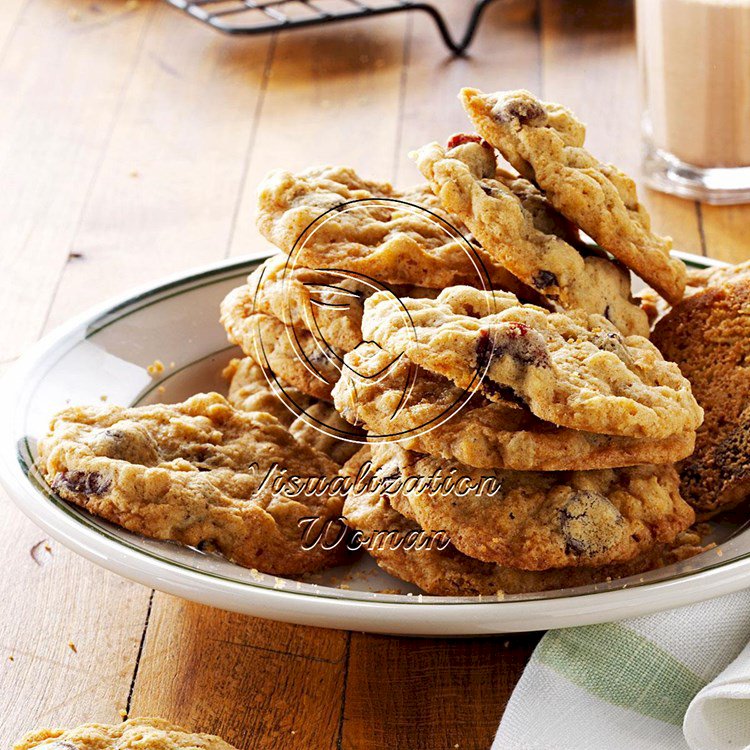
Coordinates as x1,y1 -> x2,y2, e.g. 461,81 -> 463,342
13,718 -> 237,750
221,283 -> 342,402
412,138 -> 649,337
362,286 -> 702,438
461,87 -> 687,304
653,275 -> 750,517
224,356 -> 363,465
364,443 -> 693,571
333,342 -> 695,470
37,393 -> 350,575
342,448 -> 703,596
240,254 -> 369,352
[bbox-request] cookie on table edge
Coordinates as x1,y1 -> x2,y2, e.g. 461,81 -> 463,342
14,718 -> 237,750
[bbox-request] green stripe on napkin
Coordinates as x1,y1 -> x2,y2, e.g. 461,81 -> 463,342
537,622 -> 706,725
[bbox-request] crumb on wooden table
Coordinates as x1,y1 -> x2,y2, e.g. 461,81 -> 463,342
68,642 -> 77,654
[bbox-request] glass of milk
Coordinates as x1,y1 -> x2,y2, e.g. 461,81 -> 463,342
637,0 -> 750,204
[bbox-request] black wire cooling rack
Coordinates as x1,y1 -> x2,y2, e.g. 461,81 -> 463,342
163,0 -> 499,55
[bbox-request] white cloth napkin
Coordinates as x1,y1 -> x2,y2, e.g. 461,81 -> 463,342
493,591 -> 750,750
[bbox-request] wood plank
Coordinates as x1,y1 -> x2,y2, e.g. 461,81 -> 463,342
699,205 -> 750,264
0,492 -> 151,741
227,14 -> 409,257
0,0 -> 154,361
340,632 -> 542,750
128,596 -> 348,750
45,1 -> 273,328
540,0 -> 704,256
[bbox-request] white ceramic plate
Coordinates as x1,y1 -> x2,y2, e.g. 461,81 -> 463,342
2,251 -> 748,636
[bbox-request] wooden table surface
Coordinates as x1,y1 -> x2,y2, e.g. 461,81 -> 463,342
1,1 -> 748,747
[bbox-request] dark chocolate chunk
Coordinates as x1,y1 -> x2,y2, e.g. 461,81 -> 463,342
53,470 -> 111,496
532,270 -> 559,291
476,324 -> 551,375
559,490 -> 623,557
495,98 -> 547,127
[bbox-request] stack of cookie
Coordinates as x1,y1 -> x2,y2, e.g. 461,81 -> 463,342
214,87 -> 710,594
219,161 -> 550,405
334,285 -> 702,595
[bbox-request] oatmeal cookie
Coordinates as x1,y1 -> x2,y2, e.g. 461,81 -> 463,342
342,449 -> 702,595
242,254 -> 369,351
14,718 -> 237,750
236,255 -> 439,353
222,283 -> 342,401
413,139 -> 649,337
683,260 -> 750,292
363,286 -> 702,438
38,393 -> 350,575
364,443 -> 693,570
640,262 -> 744,325
223,356 -> 315,425
461,88 -> 687,304
224,357 -> 363,464
256,165 -> 537,296
334,343 -> 695,470
652,276 -> 750,516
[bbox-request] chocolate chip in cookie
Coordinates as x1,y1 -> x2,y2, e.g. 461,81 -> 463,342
559,490 -> 624,557
475,324 -> 551,372
52,470 -> 111,497
492,97 -> 548,127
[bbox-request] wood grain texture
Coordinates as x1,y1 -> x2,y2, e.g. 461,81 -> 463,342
129,596 -> 348,750
227,14 -> 408,257
0,0 -> 154,361
45,1 -> 273,329
394,0 -> 541,186
0,492 -> 150,741
341,633 -> 542,750
700,205 -> 750,264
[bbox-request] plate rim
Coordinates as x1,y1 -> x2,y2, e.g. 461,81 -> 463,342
3,250 -> 747,636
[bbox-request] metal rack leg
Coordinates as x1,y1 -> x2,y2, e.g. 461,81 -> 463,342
410,0 -> 500,56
